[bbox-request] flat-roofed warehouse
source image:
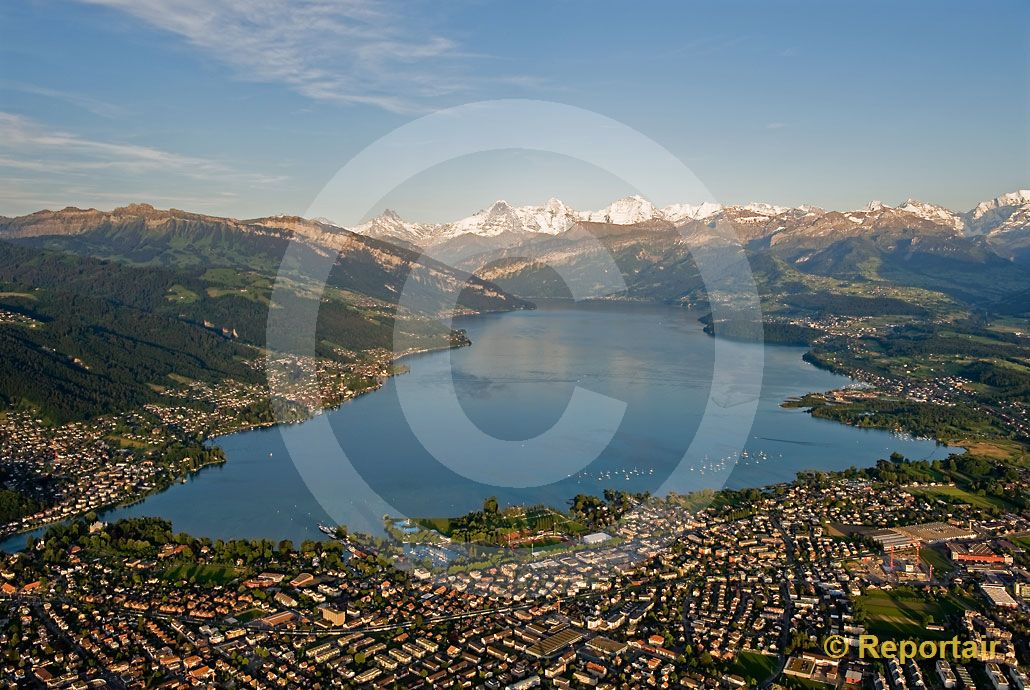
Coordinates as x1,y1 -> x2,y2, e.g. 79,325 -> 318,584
868,529 -> 919,551
894,522 -> 976,543
585,635 -> 628,656
980,584 -> 1019,609
526,629 -> 584,658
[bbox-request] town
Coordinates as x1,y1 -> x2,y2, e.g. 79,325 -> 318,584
0,308 -> 1026,689
0,462 -> 1026,690
0,352 -> 394,545
3,0 -> 1029,687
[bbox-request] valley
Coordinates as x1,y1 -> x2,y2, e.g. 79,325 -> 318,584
0,208 -> 527,542
0,196 -> 1026,690
3,5 -> 1027,687
0,192 -> 1026,547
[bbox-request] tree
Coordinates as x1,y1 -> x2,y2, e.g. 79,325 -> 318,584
483,496 -> 499,515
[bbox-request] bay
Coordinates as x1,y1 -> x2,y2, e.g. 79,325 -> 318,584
2,302 -> 955,549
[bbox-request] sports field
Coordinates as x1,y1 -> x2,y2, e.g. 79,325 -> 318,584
856,588 -> 973,640
161,562 -> 239,585
730,651 -> 778,683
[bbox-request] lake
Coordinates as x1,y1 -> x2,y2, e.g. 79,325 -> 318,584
1,302 -> 955,550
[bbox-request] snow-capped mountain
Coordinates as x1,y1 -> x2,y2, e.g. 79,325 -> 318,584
963,190 -> 1030,262
660,202 -> 723,223
351,208 -> 439,246
3,191 -> 1026,314
578,195 -> 660,225
966,189 -> 1030,235
353,199 -> 580,246
348,195 -> 731,247
343,191 -> 1030,260
444,199 -> 576,239
740,202 -> 790,216
520,197 -> 578,235
898,199 -> 964,231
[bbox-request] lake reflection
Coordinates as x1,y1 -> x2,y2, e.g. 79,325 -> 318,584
2,302 -> 955,549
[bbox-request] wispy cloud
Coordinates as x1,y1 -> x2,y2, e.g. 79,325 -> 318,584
765,122 -> 787,130
76,0 -> 487,112
0,81 -> 127,119
0,111 -> 280,183
0,112 -> 283,214
0,179 -> 238,214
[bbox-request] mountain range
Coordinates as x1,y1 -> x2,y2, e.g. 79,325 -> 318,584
345,190 -> 1030,265
0,203 -> 526,314
0,204 -> 529,422
0,189 -> 1027,422
311,190 -> 1027,317
1,189 -> 1028,323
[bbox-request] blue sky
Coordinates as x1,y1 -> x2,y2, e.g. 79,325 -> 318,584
1,0 -> 1027,219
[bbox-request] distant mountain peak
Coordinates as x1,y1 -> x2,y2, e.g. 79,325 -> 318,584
994,189 -> 1030,205
340,191 -> 1030,249
662,202 -> 723,223
740,202 -> 789,216
971,189 -> 1030,217
114,203 -> 158,214
898,199 -> 964,230
486,199 -> 512,212
965,189 -> 1030,243
582,195 -> 659,225
11,189 -> 1023,261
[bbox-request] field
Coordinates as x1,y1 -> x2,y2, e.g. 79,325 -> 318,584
415,505 -> 588,548
780,669 -> 831,689
955,439 -> 1025,461
918,544 -> 955,576
202,268 -> 272,303
107,434 -> 152,449
161,562 -> 238,585
856,588 -> 973,640
234,607 -> 269,623
729,651 -> 778,683
909,485 -> 1012,510
165,284 -> 199,303
415,517 -> 453,535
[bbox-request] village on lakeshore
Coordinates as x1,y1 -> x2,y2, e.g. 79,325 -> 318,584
0,460 -> 1026,689
0,305 -> 1026,688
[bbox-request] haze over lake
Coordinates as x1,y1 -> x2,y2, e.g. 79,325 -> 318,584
3,303 -> 955,549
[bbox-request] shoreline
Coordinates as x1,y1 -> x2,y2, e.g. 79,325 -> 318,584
0,331 -> 475,551
1,303 -> 985,552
